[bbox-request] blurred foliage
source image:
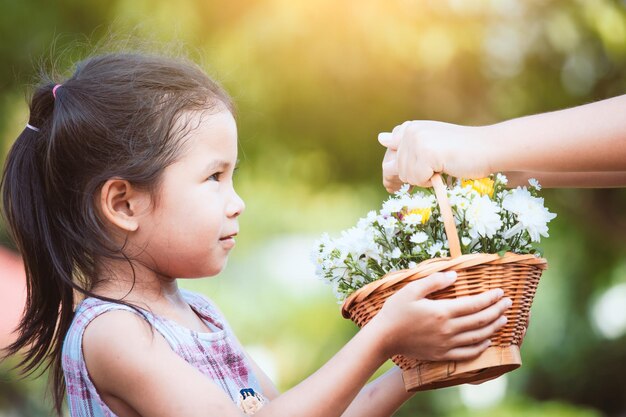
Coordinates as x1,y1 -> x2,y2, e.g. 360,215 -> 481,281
1,0 -> 626,416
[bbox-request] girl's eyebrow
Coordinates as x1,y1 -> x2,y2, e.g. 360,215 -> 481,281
204,160 -> 230,172
204,159 -> 240,172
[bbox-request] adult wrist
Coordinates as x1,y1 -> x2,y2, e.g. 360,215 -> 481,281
479,123 -> 509,175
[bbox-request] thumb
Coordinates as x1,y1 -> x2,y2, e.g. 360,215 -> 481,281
406,271 -> 457,299
378,132 -> 400,150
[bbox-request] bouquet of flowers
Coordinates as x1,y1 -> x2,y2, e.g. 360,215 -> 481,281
312,173 -> 556,391
313,174 -> 556,302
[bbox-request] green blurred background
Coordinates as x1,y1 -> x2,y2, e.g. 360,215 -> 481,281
1,0 -> 626,416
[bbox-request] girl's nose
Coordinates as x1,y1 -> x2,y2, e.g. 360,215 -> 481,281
227,190 -> 245,218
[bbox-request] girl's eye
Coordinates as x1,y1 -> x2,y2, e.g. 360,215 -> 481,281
207,172 -> 221,181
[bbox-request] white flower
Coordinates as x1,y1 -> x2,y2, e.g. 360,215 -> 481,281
382,198 -> 404,215
449,192 -> 470,210
461,236 -> 472,246
394,183 -> 411,196
404,213 -> 423,225
313,233 -> 334,261
390,247 -> 402,259
427,241 -> 448,257
408,261 -> 417,269
356,217 -> 371,230
528,178 -> 542,190
336,227 -> 380,260
410,231 -> 429,244
405,194 -> 436,210
496,173 -> 508,185
502,187 -> 556,242
465,195 -> 503,239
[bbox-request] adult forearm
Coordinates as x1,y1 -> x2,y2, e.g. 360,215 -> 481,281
341,367 -> 414,417
504,171 -> 626,188
485,95 -> 626,173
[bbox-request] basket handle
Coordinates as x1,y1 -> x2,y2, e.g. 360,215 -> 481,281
430,173 -> 462,259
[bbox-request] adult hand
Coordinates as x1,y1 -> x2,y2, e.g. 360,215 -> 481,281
379,121 -> 492,192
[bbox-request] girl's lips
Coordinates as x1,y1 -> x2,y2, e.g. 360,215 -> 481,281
219,234 -> 237,249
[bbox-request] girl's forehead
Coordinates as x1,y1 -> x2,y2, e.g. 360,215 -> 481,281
179,109 -> 238,154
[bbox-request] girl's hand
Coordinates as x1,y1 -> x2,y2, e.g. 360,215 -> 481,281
379,121 -> 492,192
371,271 -> 511,362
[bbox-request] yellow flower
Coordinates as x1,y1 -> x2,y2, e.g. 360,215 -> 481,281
462,177 -> 495,198
405,207 -> 432,224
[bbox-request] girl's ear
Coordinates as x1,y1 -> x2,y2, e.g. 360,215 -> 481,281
99,179 -> 149,232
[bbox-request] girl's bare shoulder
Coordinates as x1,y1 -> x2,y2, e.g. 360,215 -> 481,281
82,310 -> 170,392
81,309 -> 241,416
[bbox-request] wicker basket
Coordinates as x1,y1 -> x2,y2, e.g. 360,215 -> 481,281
341,174 -> 547,391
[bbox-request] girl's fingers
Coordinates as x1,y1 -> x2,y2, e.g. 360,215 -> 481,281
449,297 -> 512,333
448,315 -> 507,348
404,271 -> 457,300
439,339 -> 491,361
443,288 -> 505,318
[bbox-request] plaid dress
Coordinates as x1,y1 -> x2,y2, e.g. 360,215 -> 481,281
62,289 -> 263,417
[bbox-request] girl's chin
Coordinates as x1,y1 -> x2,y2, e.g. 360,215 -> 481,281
175,259 -> 229,279
203,258 -> 229,277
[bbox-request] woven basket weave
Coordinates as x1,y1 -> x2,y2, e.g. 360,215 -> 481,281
341,174 -> 547,391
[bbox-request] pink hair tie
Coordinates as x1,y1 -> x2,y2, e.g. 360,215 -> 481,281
52,84 -> 62,99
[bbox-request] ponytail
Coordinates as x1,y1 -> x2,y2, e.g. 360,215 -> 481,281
1,84 -> 79,415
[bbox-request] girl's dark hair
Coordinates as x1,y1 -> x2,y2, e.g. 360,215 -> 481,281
0,51 -> 233,415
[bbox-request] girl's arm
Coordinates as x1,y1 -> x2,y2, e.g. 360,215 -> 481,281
243,348 -> 413,417
379,94 -> 626,190
83,272 -> 510,417
238,337 -> 410,416
341,367 -> 412,417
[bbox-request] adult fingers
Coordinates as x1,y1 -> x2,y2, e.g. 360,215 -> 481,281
382,149 -> 402,192
391,121 -> 410,145
403,271 -> 457,300
448,315 -> 507,348
391,122 -> 411,179
382,149 -> 399,176
379,120 -> 409,151
383,176 -> 403,193
407,164 -> 437,188
396,124 -> 435,187
442,288 -> 505,318
448,297 -> 512,333
378,131 -> 399,150
439,339 -> 491,362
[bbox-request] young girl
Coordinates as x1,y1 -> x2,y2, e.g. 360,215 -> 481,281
1,52 -> 511,417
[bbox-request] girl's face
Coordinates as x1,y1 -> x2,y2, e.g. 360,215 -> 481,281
137,108 -> 244,279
